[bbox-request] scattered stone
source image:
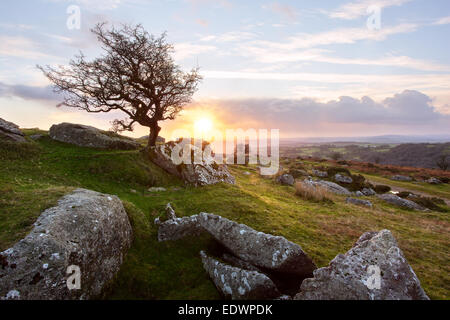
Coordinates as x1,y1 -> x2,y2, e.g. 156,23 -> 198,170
294,230 -> 429,300
150,142 -> 235,186
377,193 -> 426,211
200,251 -> 280,300
361,188 -> 376,196
130,189 -> 137,194
243,171 -> 251,176
0,189 -> 132,300
49,122 -> 140,150
391,175 -> 413,182
335,173 -> 353,184
277,174 -> 295,186
355,191 -> 363,197
148,187 -> 167,192
0,118 -> 26,143
304,179 -> 351,196
346,197 -> 373,208
312,170 -> 328,178
426,177 -> 442,185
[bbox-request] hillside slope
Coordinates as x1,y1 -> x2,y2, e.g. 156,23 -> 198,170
1,130 -> 449,299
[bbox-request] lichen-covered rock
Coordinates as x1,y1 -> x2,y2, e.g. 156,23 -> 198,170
377,193 -> 426,211
49,123 -> 140,150
277,174 -> 295,186
0,189 -> 133,300
150,142 -> 235,186
154,204 -> 204,242
361,188 -> 376,196
294,230 -> 429,300
198,213 -> 316,277
335,173 -> 353,184
200,251 -> 280,300
155,206 -> 316,277
346,197 -> 373,208
0,118 -> 26,142
426,177 -> 442,185
304,179 -> 352,195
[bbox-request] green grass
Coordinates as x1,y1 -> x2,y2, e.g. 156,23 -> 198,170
1,134 -> 449,300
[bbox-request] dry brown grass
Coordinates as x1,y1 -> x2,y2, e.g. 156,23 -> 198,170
295,181 -> 333,203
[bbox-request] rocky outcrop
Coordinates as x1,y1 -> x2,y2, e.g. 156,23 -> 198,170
200,251 -> 280,300
426,177 -> 442,185
277,174 -> 294,186
150,142 -> 235,186
49,123 -> 140,150
377,193 -> 426,211
0,189 -> 133,300
0,118 -> 26,143
346,197 -> 373,208
335,174 -> 352,184
155,207 -> 316,277
198,213 -> 316,277
303,179 -> 352,195
391,175 -> 413,182
294,230 -> 429,300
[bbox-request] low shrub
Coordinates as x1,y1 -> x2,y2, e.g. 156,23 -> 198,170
411,197 -> 448,212
326,166 -> 351,177
0,141 -> 42,160
374,185 -> 391,193
295,181 -> 333,203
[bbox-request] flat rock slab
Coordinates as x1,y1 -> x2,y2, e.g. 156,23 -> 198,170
0,189 -> 133,300
49,122 -> 140,150
346,197 -> 373,208
377,193 -> 426,211
304,179 -> 352,196
294,230 -> 429,300
200,251 -> 280,300
0,118 -> 26,142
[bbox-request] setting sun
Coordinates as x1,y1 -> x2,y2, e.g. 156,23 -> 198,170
194,118 -> 213,136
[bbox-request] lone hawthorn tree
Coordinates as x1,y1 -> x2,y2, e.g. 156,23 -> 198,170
39,23 -> 202,148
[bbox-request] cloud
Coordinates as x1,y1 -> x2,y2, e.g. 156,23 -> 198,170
0,82 -> 60,102
186,90 -> 450,136
433,16 -> 450,25
0,36 -> 57,60
199,31 -> 257,42
328,0 -> 411,20
174,42 -> 217,60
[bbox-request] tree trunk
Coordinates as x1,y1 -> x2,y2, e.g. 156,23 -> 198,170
148,123 -> 162,148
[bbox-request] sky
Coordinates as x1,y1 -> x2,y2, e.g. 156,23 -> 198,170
0,0 -> 449,138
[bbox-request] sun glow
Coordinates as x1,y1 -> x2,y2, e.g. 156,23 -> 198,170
194,118 -> 213,138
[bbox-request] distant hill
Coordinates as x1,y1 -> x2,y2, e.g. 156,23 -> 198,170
282,134 -> 450,145
280,142 -> 450,169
